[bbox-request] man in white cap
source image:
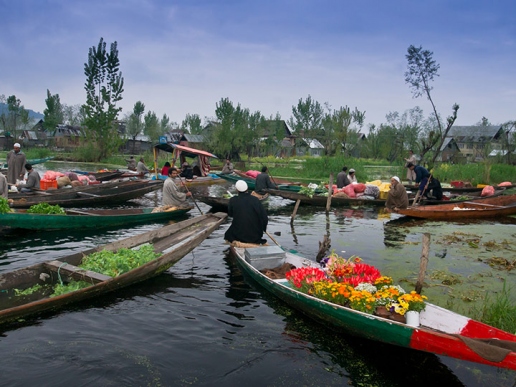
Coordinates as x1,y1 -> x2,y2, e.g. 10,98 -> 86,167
347,168 -> 357,184
385,176 -> 409,212
224,180 -> 269,245
162,167 -> 192,207
6,143 -> 27,185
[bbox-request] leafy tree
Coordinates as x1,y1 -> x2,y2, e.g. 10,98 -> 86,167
181,113 -> 202,134
321,104 -> 365,156
43,89 -> 64,131
83,37 -> 125,161
0,95 -> 29,141
143,110 -> 161,143
125,101 -> 145,154
289,95 -> 324,139
62,104 -> 86,126
405,45 -> 459,166
383,107 -> 424,161
160,114 -> 173,134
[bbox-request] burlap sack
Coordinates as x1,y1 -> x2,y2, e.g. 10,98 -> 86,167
56,176 -> 72,188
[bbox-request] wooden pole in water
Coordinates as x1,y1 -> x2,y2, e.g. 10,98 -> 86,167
415,233 -> 430,294
326,173 -> 333,213
290,199 -> 301,224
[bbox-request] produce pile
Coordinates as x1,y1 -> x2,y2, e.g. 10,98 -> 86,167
26,203 -> 66,215
0,197 -> 12,214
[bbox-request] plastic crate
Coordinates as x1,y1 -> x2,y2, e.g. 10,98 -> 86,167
40,179 -> 58,190
379,191 -> 389,200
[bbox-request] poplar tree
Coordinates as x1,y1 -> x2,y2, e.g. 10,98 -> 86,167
83,37 -> 125,161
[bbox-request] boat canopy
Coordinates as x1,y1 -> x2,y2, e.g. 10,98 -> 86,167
153,143 -> 217,177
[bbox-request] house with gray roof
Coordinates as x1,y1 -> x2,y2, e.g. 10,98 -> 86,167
446,125 -> 504,161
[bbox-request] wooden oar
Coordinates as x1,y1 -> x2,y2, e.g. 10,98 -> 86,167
265,231 -> 280,247
413,174 -> 432,205
178,176 -> 204,215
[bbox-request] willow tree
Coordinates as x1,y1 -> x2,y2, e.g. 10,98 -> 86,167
83,38 -> 125,161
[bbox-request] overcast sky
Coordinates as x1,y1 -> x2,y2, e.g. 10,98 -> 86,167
1,0 -> 514,130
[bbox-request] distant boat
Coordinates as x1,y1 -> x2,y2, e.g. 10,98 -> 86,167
2,156 -> 55,169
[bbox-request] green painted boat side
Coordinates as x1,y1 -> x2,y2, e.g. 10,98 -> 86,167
0,207 -> 192,230
2,156 -> 55,169
232,247 -> 413,348
216,173 -> 256,189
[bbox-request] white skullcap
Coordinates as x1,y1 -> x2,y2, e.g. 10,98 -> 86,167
14,143 -> 21,148
349,168 -> 355,173
392,176 -> 400,183
235,180 -> 248,192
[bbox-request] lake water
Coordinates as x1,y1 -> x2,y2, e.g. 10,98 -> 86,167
1,163 -> 515,386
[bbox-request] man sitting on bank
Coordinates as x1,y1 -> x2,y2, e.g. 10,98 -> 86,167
224,180 -> 269,245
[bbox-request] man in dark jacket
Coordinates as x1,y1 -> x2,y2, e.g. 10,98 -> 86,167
336,166 -> 350,188
224,180 -> 268,244
255,166 -> 277,194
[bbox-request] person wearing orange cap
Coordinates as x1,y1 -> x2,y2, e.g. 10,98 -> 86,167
6,143 -> 27,185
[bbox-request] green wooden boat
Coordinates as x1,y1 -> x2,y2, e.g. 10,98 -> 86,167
2,156 -> 55,169
0,206 -> 193,230
231,245 -> 516,371
0,212 -> 227,324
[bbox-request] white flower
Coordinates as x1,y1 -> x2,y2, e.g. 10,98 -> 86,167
355,282 -> 377,294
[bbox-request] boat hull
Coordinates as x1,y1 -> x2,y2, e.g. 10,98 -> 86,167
0,212 -> 227,324
0,207 -> 192,230
232,246 -> 516,370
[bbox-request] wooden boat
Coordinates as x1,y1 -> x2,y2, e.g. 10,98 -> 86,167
267,188 -> 388,207
72,170 -> 125,182
152,143 -> 224,186
0,212 -> 227,324
420,187 -> 506,205
216,172 -> 256,189
0,206 -> 193,231
217,170 -> 313,191
397,194 -> 516,220
9,179 -> 164,208
196,193 -> 269,212
231,245 -> 516,371
1,156 -> 55,170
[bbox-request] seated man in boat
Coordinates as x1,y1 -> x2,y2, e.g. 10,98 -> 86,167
180,162 -> 194,180
224,180 -> 269,245
255,166 -> 277,195
16,163 -> 41,193
125,156 -> 137,171
136,157 -> 150,175
220,158 -> 234,174
336,166 -> 351,188
163,167 -> 192,207
0,172 -> 7,198
347,168 -> 358,184
385,176 -> 408,212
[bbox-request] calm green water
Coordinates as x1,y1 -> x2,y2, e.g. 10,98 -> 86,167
0,163 -> 515,386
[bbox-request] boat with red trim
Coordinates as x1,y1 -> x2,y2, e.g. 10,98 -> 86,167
230,245 -> 516,370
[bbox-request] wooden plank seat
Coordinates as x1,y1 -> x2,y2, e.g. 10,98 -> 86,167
44,260 -> 111,284
65,209 -> 100,216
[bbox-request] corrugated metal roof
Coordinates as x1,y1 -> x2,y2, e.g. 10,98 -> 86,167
447,126 -> 502,140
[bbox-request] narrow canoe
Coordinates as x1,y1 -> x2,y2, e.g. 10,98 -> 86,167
0,206 -> 193,230
0,212 -> 227,324
1,156 -> 55,170
72,170 -> 125,182
231,245 -> 516,371
420,187 -> 506,205
267,189 -> 387,207
196,193 -> 269,212
397,194 -> 516,220
9,180 -> 164,208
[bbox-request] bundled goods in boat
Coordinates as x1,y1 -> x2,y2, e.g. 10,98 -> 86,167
283,251 -> 427,322
151,205 -> 179,213
0,197 -> 13,214
26,203 -> 66,215
14,244 -> 161,298
481,185 -> 495,196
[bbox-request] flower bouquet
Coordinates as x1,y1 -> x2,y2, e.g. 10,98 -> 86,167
397,291 -> 428,313
311,281 -> 354,306
285,267 -> 327,293
348,289 -> 377,314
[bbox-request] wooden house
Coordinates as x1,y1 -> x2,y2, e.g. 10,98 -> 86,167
446,126 -> 504,161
